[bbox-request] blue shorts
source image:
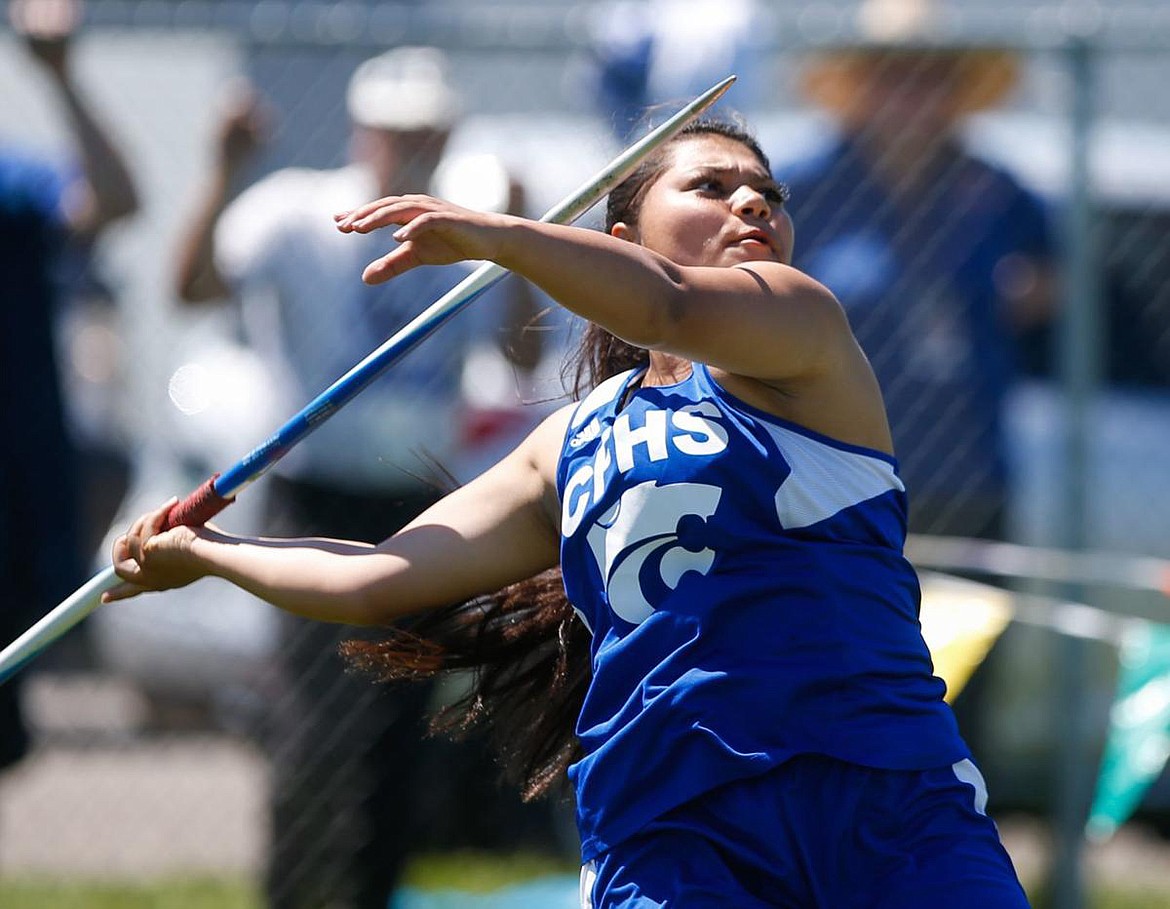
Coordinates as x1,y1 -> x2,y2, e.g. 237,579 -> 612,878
579,754 -> 1030,909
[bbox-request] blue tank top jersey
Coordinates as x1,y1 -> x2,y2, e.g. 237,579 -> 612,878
556,364 -> 969,861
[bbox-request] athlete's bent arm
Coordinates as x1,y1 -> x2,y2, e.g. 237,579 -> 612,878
336,200 -> 850,385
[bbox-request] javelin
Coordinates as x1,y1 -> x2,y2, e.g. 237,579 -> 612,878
0,76 -> 737,686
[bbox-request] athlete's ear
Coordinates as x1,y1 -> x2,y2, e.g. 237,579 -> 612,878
611,221 -> 639,243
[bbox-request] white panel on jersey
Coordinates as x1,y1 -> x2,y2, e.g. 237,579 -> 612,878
569,369 -> 641,430
768,425 -> 904,529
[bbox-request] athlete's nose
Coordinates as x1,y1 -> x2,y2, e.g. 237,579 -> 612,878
730,184 -> 771,220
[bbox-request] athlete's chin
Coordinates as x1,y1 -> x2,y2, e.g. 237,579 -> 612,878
723,243 -> 781,265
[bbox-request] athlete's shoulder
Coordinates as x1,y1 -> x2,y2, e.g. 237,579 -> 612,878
538,402 -> 577,440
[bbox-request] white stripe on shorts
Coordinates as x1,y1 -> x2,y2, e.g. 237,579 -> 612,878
952,758 -> 990,815
579,860 -> 597,909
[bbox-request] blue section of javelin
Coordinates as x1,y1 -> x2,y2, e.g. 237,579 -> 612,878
213,281 -> 495,499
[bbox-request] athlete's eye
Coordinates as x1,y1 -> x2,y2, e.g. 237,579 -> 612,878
764,183 -> 791,205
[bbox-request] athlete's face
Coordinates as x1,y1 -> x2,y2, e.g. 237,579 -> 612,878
613,135 -> 794,268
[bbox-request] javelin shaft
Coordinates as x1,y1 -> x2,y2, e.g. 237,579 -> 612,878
0,75 -> 736,686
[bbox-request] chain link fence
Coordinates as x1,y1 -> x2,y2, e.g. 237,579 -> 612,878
2,1 -> 1169,906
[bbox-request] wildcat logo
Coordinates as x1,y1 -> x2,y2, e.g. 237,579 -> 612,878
585,481 -> 722,625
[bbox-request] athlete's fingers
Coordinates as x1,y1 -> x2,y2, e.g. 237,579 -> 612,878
111,557 -> 142,585
102,580 -> 148,604
344,195 -> 460,233
342,204 -> 416,234
147,498 -> 178,536
336,194 -> 403,224
389,209 -> 447,243
124,498 -> 176,566
125,510 -> 155,564
125,514 -> 149,566
362,242 -> 422,284
111,530 -> 130,562
335,195 -> 437,233
111,535 -> 145,583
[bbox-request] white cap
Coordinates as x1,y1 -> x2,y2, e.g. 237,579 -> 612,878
346,46 -> 460,132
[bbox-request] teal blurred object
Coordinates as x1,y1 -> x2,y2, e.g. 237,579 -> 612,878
1086,622 -> 1170,841
392,875 -> 580,909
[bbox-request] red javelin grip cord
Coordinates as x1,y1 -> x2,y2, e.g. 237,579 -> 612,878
162,474 -> 235,530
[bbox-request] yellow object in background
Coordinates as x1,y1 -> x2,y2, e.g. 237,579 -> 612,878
917,572 -> 1015,703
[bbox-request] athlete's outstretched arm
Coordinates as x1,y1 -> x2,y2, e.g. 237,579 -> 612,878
106,408 -> 571,625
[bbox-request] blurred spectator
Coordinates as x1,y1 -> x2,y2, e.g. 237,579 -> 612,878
777,0 -> 1057,541
774,0 -> 1059,782
581,0 -> 768,141
172,45 -> 547,909
1,0 -> 138,765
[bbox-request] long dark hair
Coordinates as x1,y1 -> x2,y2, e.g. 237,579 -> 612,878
342,116 -> 768,800
340,570 -> 589,801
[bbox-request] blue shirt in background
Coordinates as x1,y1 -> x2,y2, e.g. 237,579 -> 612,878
778,136 -> 1053,531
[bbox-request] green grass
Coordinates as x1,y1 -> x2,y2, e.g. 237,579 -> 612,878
0,876 -> 258,908
1026,884 -> 1170,909
1091,893 -> 1170,909
2,858 -> 1168,908
403,849 -> 575,892
0,852 -> 575,908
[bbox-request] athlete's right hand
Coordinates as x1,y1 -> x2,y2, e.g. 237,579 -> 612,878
334,194 -> 514,285
105,499 -> 210,603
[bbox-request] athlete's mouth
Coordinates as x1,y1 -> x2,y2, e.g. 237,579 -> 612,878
731,230 -> 776,255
